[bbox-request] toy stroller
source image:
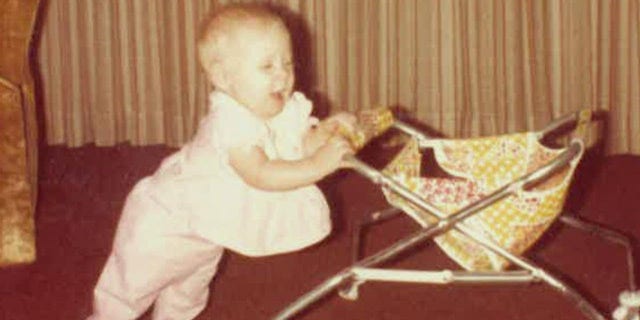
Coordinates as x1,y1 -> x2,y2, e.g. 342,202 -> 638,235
274,108 -> 640,320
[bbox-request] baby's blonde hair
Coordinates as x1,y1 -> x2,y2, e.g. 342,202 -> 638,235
197,4 -> 286,79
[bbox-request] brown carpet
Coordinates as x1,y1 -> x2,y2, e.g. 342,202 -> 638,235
1,143 -> 640,320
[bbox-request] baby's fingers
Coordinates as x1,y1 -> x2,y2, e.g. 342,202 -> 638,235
331,136 -> 355,157
322,120 -> 340,132
334,113 -> 358,131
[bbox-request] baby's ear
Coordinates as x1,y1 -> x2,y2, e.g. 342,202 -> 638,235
208,61 -> 230,91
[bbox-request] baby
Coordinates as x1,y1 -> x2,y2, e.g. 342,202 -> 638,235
88,4 -> 355,320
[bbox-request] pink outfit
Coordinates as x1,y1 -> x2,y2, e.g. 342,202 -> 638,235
89,91 -> 331,319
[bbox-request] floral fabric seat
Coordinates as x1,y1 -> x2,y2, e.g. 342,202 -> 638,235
382,132 -> 581,270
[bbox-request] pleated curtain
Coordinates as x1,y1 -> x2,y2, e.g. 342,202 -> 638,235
38,0 -> 640,154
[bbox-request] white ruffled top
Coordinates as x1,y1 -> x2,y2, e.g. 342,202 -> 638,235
146,91 -> 331,256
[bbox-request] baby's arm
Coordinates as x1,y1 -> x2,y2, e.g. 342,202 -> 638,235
228,133 -> 353,191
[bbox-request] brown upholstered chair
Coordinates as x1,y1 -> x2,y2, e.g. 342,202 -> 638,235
0,0 -> 42,267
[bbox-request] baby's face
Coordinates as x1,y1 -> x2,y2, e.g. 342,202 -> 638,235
221,22 -> 294,119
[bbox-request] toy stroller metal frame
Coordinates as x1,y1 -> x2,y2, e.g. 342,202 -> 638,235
274,109 -> 639,320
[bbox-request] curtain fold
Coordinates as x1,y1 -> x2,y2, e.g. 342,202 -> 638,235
38,0 -> 640,154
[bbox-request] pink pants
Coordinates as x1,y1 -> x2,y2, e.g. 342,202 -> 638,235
88,178 -> 224,320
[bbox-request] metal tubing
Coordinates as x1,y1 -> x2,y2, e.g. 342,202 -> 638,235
352,268 -> 537,284
448,271 -> 536,283
273,270 -> 354,320
560,216 -> 637,291
346,142 -> 583,276
348,141 -> 605,320
276,142 -> 601,319
275,110 -> 603,320
393,109 -> 589,150
391,121 -> 432,146
352,207 -> 402,263
537,109 -> 584,139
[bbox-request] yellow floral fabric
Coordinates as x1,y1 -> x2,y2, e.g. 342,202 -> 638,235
382,133 -> 582,271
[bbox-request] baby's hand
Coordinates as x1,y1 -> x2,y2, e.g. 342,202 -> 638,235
312,132 -> 354,172
303,112 -> 358,158
325,112 -> 357,133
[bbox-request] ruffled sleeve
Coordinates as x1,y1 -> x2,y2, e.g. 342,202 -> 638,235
268,92 -> 318,160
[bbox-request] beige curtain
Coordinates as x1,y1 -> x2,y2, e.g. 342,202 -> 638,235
38,0 -> 639,154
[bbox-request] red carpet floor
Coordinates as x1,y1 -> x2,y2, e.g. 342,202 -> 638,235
2,143 -> 640,319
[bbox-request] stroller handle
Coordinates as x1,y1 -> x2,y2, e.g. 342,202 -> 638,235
537,108 -> 593,140
380,108 -> 593,149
